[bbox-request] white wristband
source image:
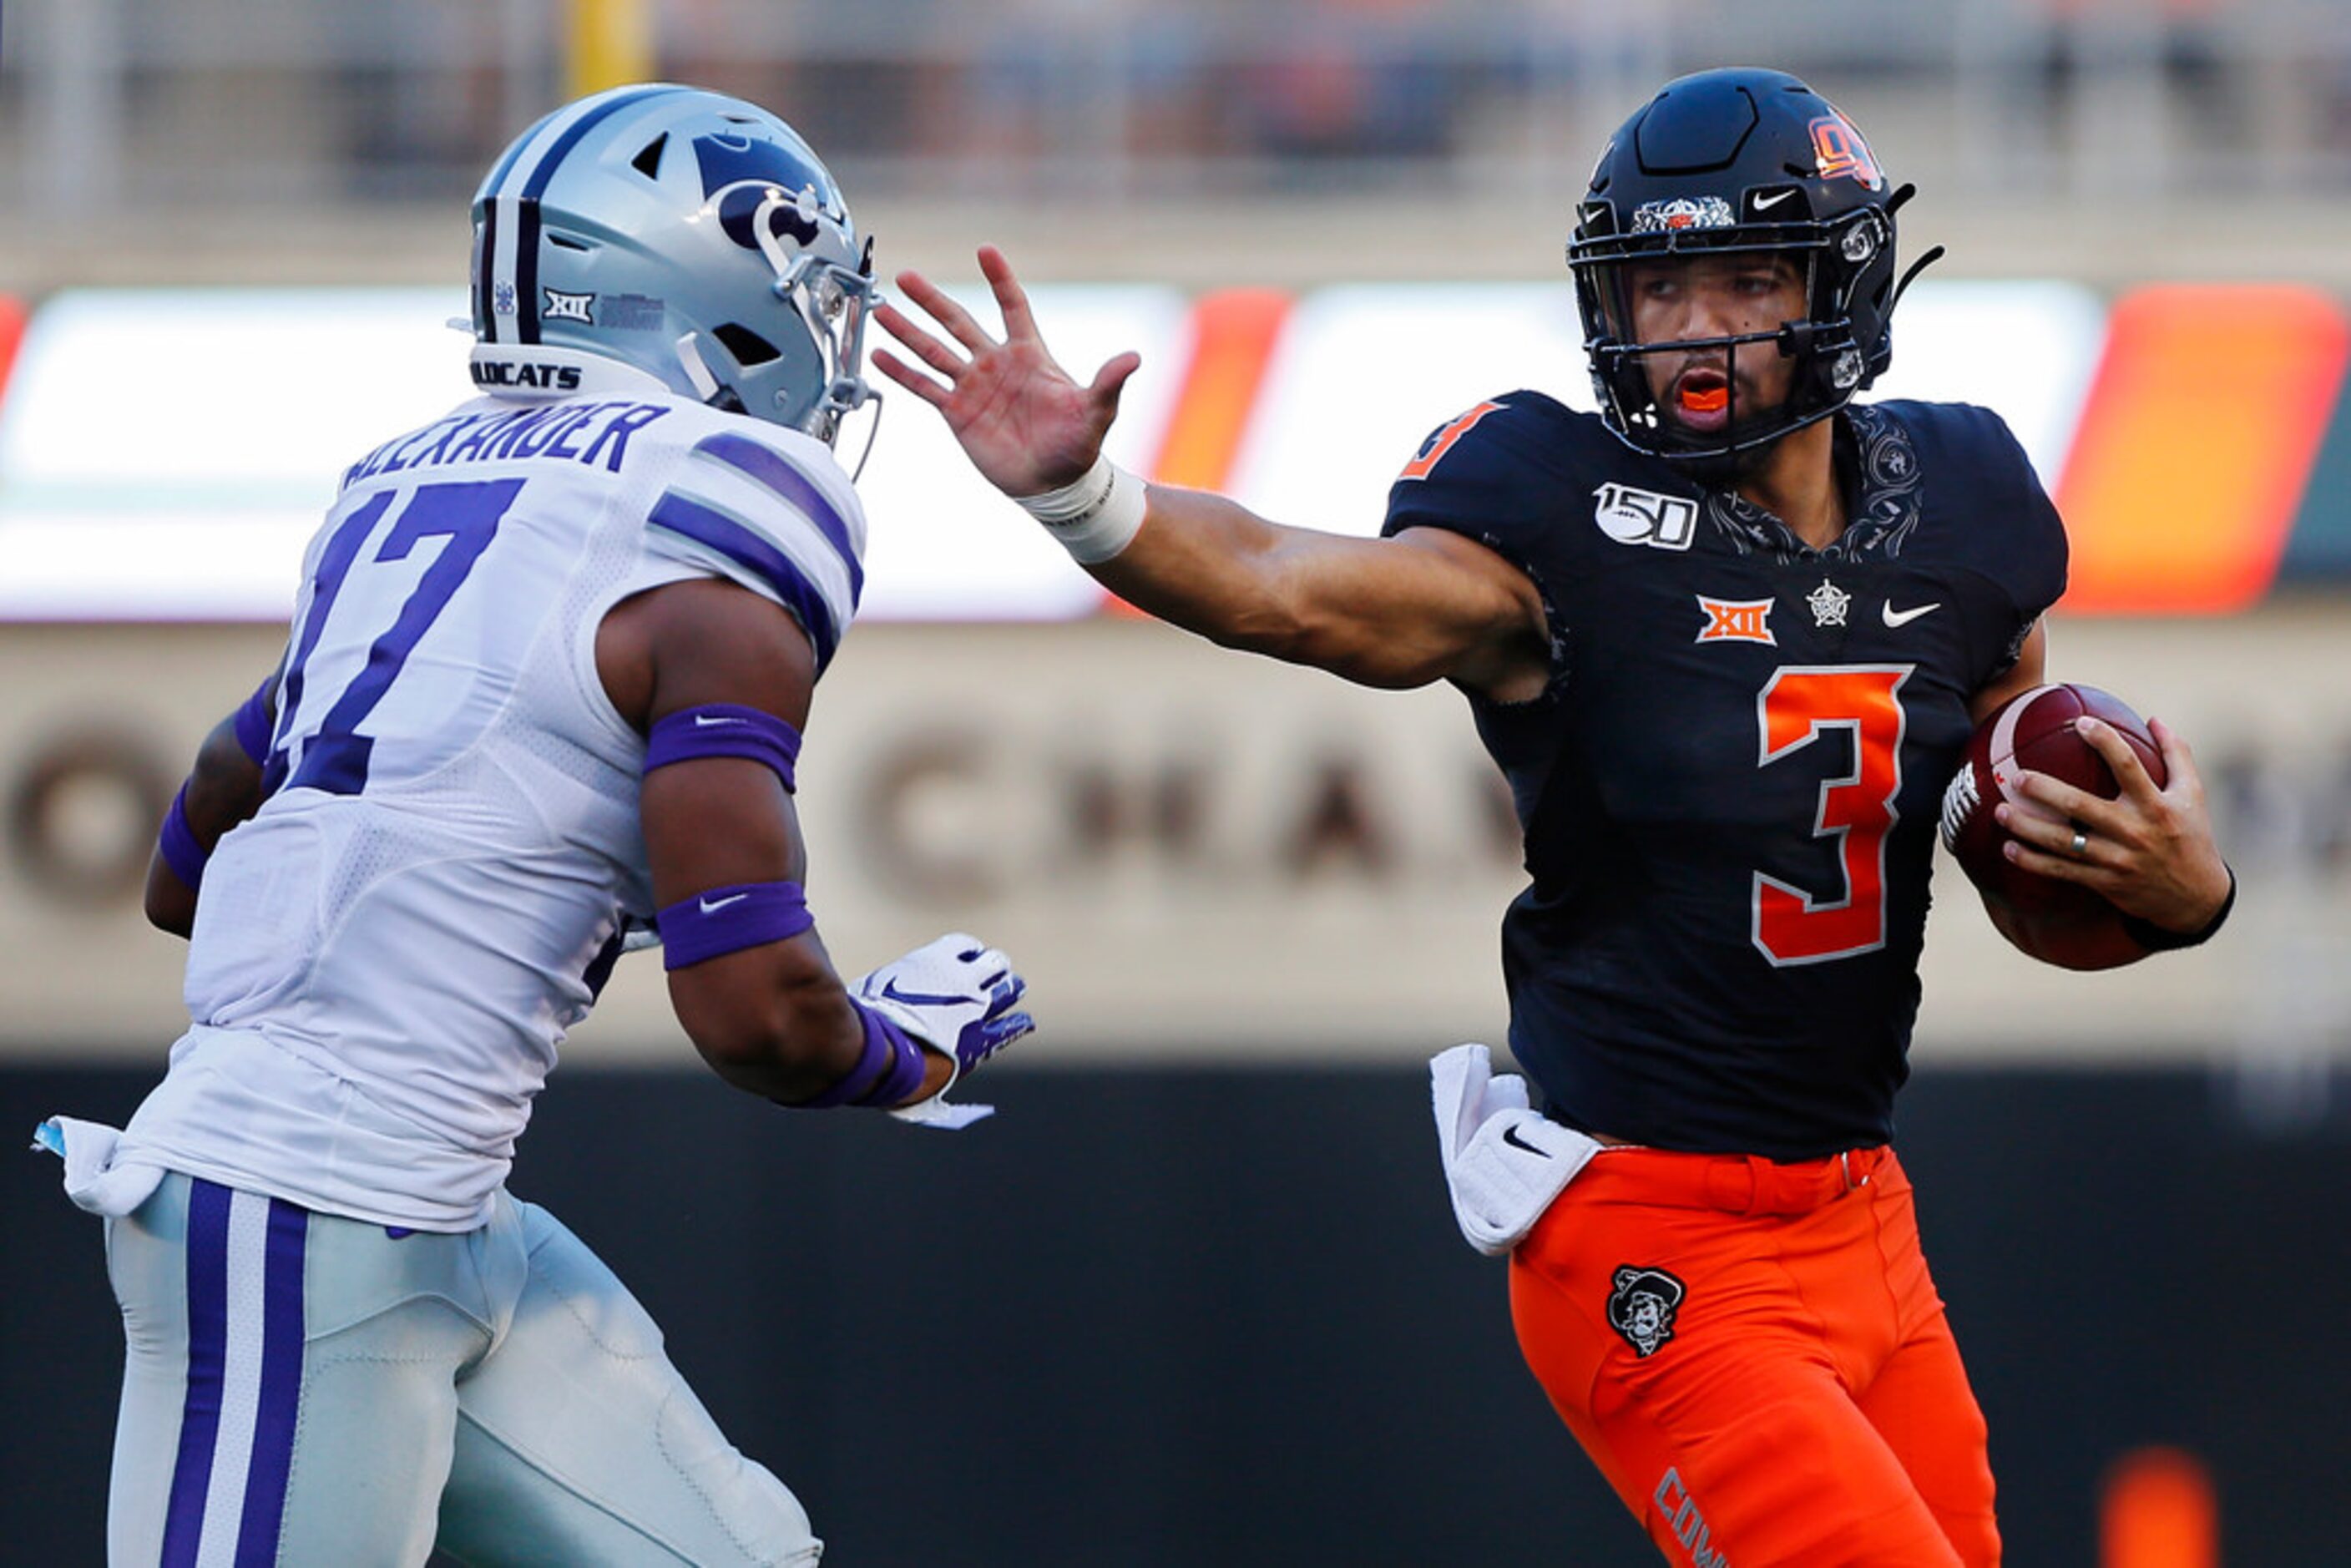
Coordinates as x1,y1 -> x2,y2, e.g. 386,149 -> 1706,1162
1013,456 -> 1147,564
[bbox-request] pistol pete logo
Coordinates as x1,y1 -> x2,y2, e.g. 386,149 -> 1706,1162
1696,594 -> 1776,645
1608,1265 -> 1687,1358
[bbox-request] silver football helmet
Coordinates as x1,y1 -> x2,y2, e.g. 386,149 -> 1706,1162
469,83 -> 875,443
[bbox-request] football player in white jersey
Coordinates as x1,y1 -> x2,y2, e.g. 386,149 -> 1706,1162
38,85 -> 1033,1566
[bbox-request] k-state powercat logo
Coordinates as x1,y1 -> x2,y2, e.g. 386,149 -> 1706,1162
1593,483 -> 1697,551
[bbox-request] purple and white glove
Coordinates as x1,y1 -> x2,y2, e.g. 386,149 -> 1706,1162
854,933 -> 1034,1129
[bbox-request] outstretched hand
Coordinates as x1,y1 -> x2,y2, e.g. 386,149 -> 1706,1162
871,245 -> 1141,498
1994,714 -> 2234,937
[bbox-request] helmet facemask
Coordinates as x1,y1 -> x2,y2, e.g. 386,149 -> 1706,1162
671,194 -> 877,443
752,205 -> 877,446
1574,224 -> 1873,474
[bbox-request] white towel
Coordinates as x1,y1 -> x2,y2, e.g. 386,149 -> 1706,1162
1428,1044 -> 1598,1257
32,1116 -> 166,1218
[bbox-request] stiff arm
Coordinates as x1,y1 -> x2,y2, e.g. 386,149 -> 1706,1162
871,246 -> 1552,702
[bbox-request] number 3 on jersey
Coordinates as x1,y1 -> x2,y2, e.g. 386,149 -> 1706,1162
1752,665 -> 1911,966
266,478 -> 524,797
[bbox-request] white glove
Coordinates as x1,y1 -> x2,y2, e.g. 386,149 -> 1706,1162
853,933 -> 1034,1130
1429,1043 -> 1600,1256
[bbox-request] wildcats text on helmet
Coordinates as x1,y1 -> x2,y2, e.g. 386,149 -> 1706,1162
472,359 -> 581,392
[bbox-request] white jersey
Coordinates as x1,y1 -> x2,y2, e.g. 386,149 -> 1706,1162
116,360 -> 866,1229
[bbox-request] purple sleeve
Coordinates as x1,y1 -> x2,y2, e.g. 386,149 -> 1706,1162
231,677 -> 277,768
157,784 -> 209,890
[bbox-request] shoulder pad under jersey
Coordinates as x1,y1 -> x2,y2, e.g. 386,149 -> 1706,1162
1380,391 -> 1650,567
1876,399 -> 2068,620
639,419 -> 868,671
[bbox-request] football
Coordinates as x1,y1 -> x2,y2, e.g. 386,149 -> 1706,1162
1939,683 -> 2168,970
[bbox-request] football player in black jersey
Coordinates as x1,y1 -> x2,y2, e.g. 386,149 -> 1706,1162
876,67 -> 2231,1568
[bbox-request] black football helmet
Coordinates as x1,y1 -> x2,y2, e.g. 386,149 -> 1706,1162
1568,68 -> 1941,467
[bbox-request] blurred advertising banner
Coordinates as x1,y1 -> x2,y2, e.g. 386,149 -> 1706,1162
0,612 -> 2341,1065
6,281 -> 2348,621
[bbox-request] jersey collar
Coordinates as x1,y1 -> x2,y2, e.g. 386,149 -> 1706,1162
1706,406 -> 1924,563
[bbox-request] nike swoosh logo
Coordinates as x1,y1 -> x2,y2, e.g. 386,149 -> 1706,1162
699,892 -> 749,913
1501,1124 -> 1552,1159
1882,600 -> 1941,628
693,714 -> 746,727
882,979 -> 969,1009
1752,190 -> 1797,210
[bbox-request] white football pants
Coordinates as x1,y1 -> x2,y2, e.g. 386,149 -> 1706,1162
101,1172 -> 822,1566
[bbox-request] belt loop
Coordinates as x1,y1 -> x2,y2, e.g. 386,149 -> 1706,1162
1705,1157 -> 1758,1213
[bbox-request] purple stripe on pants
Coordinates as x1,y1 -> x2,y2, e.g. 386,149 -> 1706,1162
233,1198 -> 309,1565
160,1179 -> 231,1568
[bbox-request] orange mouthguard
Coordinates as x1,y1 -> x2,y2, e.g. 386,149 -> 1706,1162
1680,386 -> 1730,413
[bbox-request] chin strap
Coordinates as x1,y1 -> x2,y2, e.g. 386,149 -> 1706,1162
843,387 -> 883,482
1876,181 -> 1943,341
1890,244 -> 1946,316
673,331 -> 726,402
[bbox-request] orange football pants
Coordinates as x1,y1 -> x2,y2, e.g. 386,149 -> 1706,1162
1509,1146 -> 1998,1568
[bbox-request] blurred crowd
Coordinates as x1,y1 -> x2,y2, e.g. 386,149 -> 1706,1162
6,0 -> 2351,215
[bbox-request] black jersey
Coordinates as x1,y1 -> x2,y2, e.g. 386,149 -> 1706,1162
1383,394 -> 2065,1159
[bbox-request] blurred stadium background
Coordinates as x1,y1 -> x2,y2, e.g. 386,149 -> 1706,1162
4,3 -> 2349,1563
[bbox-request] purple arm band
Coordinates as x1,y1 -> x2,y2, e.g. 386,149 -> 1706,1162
644,704 -> 802,794
799,1004 -> 925,1109
658,881 -> 816,970
231,677 -> 276,767
862,1004 -> 932,1105
158,784 -> 210,890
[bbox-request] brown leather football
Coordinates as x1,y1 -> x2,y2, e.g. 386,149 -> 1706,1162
1939,684 -> 2167,970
